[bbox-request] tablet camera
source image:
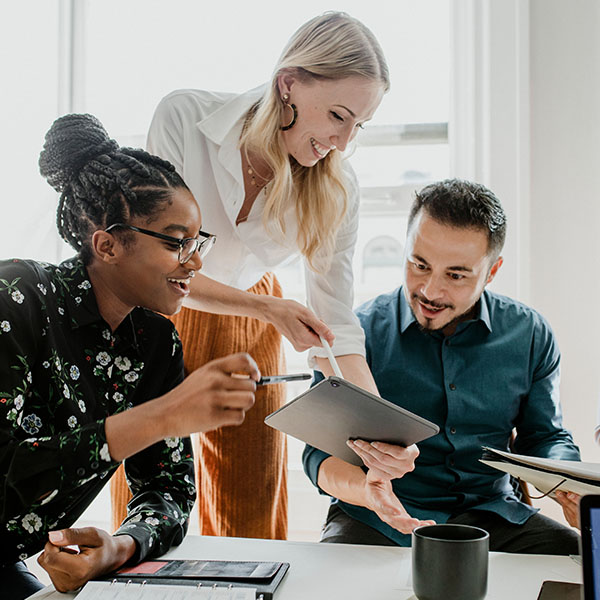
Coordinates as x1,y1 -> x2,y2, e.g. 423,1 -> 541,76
330,381 -> 339,387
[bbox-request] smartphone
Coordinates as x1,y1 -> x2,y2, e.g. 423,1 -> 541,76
258,373 -> 312,385
536,580 -> 582,600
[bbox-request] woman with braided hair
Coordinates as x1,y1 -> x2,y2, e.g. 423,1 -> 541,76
0,113 -> 260,598
113,11 -> 398,541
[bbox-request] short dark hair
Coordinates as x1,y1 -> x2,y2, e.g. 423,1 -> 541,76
39,113 -> 189,264
408,179 -> 507,260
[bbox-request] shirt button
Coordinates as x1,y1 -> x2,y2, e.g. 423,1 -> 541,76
449,383 -> 456,391
450,427 -> 457,434
91,461 -> 99,470
76,467 -> 85,477
449,459 -> 455,466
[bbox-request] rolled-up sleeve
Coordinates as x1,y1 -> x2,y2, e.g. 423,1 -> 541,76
306,163 -> 365,367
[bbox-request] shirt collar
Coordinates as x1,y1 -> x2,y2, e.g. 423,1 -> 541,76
398,287 -> 417,333
59,257 -> 102,329
477,290 -> 493,333
398,286 -> 493,335
196,84 -> 267,146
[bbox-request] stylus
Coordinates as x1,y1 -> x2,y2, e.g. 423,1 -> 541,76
319,334 -> 344,378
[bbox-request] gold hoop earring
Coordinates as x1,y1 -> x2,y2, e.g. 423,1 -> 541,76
281,93 -> 298,131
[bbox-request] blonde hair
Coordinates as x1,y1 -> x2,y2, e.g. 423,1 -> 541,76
240,12 -> 389,272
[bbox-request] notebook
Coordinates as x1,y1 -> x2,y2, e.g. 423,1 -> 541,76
480,446 -> 600,496
84,559 -> 289,599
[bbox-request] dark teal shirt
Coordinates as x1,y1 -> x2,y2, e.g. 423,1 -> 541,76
303,287 -> 580,546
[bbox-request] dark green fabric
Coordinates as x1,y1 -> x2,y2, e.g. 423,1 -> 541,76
304,286 -> 580,546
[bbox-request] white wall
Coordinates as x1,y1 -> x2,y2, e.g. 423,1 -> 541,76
452,0 -> 600,463
529,0 -> 600,461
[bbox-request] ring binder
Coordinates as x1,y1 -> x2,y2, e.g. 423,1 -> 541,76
92,559 -> 289,599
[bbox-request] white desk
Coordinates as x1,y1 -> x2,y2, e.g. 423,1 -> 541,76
29,535 -> 583,600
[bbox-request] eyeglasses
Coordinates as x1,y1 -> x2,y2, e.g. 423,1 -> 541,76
105,223 -> 216,264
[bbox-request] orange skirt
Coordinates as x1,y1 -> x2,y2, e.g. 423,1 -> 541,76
110,272 -> 288,539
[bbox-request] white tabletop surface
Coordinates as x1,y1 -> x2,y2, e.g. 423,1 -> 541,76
28,534 -> 583,600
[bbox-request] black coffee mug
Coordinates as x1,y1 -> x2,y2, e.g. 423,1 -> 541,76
412,523 -> 489,600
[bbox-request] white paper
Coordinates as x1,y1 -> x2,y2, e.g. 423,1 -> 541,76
482,447 -> 600,479
74,582 -> 256,600
480,446 -> 600,496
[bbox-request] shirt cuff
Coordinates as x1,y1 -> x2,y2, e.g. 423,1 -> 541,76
307,323 -> 365,369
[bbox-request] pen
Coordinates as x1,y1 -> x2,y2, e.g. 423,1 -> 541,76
258,373 -> 312,385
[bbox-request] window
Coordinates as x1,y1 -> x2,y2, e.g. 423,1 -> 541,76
4,1 -> 450,544
0,1 -> 61,261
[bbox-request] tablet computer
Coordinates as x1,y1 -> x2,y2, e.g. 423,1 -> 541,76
264,376 -> 440,466
580,494 -> 600,599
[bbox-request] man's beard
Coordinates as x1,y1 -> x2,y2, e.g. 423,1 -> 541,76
410,292 -> 478,335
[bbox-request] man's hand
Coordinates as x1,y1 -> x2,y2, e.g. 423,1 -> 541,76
362,470 -> 435,533
262,296 -> 334,352
348,440 -> 433,533
555,491 -> 581,529
37,528 -> 135,592
347,440 -> 419,480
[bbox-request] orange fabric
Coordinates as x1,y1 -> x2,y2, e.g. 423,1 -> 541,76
110,465 -> 129,533
110,272 -> 288,539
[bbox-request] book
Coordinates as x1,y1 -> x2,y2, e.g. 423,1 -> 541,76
91,559 -> 289,600
480,447 -> 600,496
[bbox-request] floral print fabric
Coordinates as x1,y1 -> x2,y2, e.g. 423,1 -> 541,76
0,258 -> 195,567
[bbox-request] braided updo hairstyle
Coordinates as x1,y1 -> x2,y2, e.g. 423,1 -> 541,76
39,113 -> 189,264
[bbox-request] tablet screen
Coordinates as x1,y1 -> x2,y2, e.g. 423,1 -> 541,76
580,494 -> 600,599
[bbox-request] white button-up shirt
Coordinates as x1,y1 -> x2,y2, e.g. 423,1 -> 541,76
147,87 -> 365,365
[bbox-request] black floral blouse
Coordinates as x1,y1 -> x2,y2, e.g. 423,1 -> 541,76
0,257 -> 195,567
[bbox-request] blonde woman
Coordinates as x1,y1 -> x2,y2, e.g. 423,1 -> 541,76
111,11 -> 393,539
